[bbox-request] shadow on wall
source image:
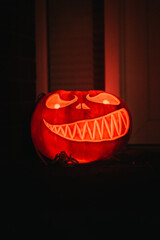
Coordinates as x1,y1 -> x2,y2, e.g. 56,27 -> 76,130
6,0 -> 36,164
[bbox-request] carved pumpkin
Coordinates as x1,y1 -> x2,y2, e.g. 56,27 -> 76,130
31,90 -> 131,163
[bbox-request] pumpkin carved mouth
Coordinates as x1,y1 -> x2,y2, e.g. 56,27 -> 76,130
43,108 -> 129,142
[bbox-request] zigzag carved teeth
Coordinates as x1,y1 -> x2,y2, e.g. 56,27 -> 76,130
43,108 -> 130,142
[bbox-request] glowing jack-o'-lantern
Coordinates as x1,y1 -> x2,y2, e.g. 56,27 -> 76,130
31,90 -> 131,164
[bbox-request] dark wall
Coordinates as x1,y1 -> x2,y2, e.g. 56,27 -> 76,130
92,0 -> 104,90
3,0 -> 36,164
47,0 -> 104,91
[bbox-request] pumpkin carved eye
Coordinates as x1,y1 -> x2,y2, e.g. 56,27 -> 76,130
46,93 -> 78,109
86,93 -> 120,105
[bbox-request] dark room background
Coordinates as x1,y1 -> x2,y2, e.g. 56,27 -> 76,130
5,0 -> 160,164
3,0 -> 160,236
47,0 -> 104,91
4,0 -> 36,164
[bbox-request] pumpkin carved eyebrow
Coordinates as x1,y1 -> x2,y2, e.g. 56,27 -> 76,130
86,93 -> 120,105
46,93 -> 78,109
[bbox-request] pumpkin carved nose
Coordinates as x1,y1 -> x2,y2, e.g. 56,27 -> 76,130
76,103 -> 90,109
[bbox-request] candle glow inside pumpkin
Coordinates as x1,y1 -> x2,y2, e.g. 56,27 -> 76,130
31,90 -> 131,163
